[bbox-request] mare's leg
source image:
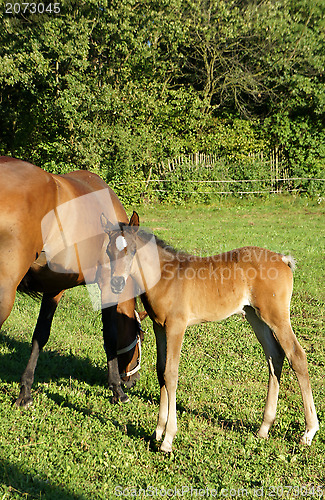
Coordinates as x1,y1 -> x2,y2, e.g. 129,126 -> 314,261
258,305 -> 319,445
151,322 -> 168,443
116,280 -> 140,388
245,306 -> 285,439
100,273 -> 135,403
0,285 -> 16,327
159,321 -> 185,453
0,240 -> 34,327
16,291 -> 64,408
102,304 -> 129,403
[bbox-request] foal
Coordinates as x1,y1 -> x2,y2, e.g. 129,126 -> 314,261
101,212 -> 319,452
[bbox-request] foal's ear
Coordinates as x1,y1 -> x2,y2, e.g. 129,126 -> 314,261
129,211 -> 140,229
100,213 -> 115,234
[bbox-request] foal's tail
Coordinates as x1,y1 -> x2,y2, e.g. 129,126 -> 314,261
281,254 -> 296,272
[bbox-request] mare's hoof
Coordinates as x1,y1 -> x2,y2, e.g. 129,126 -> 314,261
119,393 -> 130,404
14,396 -> 33,409
14,385 -> 33,409
111,390 -> 130,404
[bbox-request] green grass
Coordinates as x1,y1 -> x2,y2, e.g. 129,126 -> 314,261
0,196 -> 324,499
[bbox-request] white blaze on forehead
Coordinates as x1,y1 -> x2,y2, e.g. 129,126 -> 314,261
116,235 -> 128,251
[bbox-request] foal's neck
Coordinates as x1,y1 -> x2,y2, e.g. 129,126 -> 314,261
137,230 -> 196,266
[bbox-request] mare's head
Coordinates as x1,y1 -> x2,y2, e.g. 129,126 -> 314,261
101,211 -> 142,388
101,211 -> 140,295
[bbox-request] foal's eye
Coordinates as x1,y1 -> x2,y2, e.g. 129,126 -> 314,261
116,235 -> 128,251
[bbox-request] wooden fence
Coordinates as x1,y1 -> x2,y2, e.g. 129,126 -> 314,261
138,152 -> 324,196
156,150 -> 287,182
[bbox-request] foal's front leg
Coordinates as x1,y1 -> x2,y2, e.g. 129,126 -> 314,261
153,321 -> 185,453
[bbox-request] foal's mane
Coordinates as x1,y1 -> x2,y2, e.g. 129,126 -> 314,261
138,229 -> 189,258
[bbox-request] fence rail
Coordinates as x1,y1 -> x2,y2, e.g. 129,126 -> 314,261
113,177 -> 324,197
143,177 -> 325,184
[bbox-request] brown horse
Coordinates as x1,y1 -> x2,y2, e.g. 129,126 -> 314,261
101,211 -> 319,452
0,156 -> 141,407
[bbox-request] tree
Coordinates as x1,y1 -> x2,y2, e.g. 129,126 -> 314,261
181,0 -> 325,118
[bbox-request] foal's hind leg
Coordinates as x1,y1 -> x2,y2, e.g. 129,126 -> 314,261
258,306 -> 319,445
16,291 -> 64,408
245,306 -> 285,439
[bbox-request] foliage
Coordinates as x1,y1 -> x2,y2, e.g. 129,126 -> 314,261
0,0 -> 324,201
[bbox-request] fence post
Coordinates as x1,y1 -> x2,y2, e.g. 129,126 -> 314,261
145,166 -> 153,190
275,145 -> 279,193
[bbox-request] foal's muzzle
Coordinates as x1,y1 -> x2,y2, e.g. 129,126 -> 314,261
111,276 -> 126,294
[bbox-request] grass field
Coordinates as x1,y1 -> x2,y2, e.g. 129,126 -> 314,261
0,196 -> 324,499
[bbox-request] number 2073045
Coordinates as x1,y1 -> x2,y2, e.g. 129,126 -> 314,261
5,3 -> 61,14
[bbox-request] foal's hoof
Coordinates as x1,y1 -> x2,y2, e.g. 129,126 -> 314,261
300,436 -> 312,446
300,426 -> 319,446
160,441 -> 173,453
257,426 -> 269,440
150,430 -> 163,442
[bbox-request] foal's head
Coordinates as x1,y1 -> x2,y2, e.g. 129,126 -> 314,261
101,211 -> 140,295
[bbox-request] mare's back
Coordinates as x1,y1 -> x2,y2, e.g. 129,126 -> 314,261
0,157 -> 57,231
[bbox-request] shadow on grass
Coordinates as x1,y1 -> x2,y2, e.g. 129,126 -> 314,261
0,458 -> 87,500
44,391 -> 151,446
46,391 -> 108,423
134,387 -> 323,446
4,331 -> 310,448
133,387 -> 261,439
0,329 -> 107,393
0,329 -> 147,435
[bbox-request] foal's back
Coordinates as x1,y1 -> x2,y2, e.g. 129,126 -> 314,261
155,243 -> 294,326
